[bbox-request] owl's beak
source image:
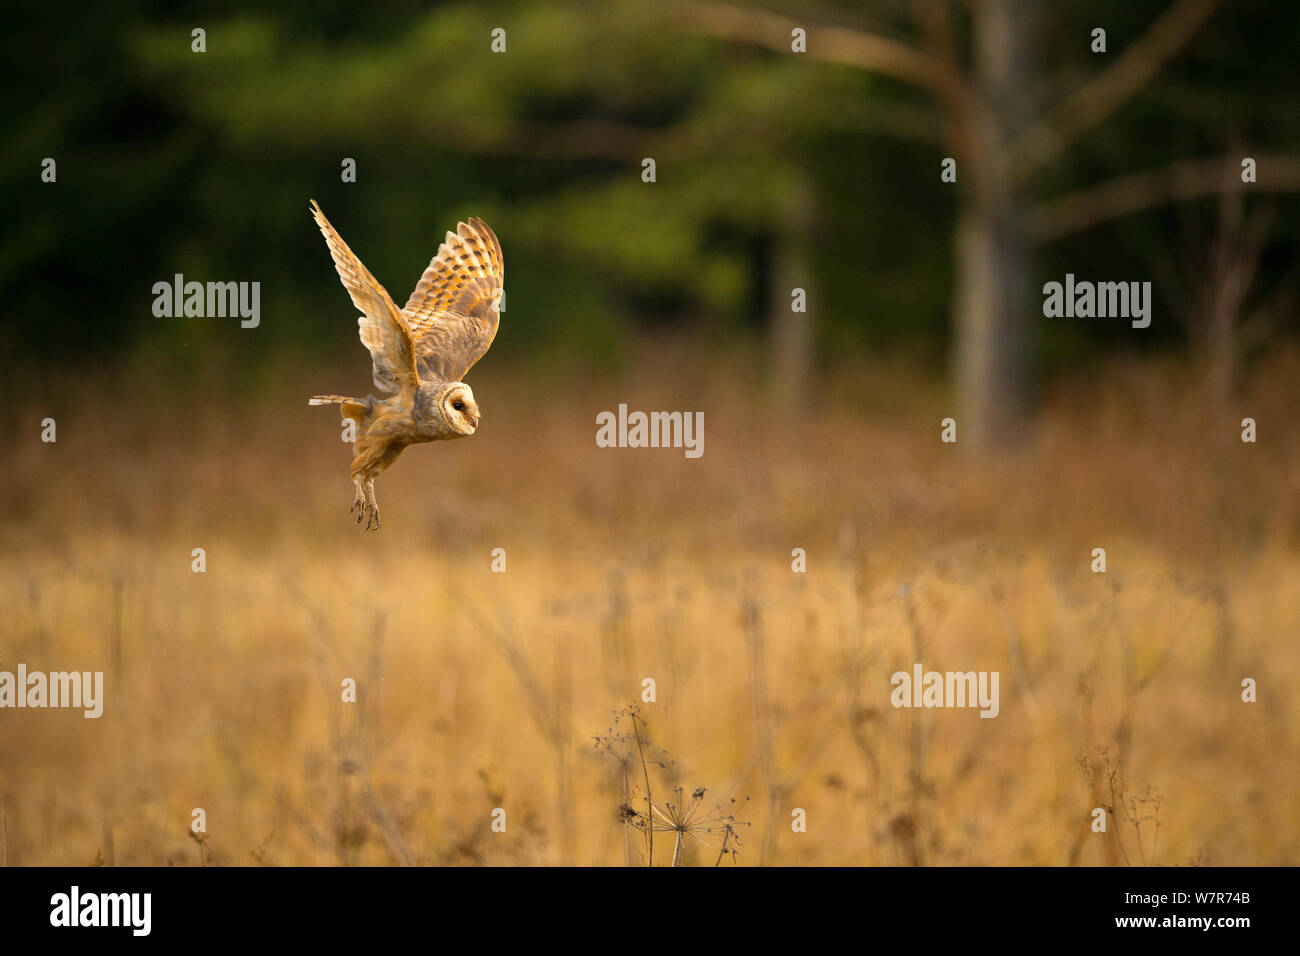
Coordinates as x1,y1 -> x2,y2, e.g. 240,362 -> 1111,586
471,416 -> 480,429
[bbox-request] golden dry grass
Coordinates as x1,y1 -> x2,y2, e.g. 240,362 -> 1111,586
2,345 -> 1297,865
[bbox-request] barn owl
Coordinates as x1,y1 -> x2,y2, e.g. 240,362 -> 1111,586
308,200 -> 503,530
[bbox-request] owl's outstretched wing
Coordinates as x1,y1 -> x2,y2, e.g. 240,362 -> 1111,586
401,218 -> 504,383
310,200 -> 417,396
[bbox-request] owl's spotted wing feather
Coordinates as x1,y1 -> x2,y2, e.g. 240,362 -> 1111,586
310,199 -> 417,396
402,218 -> 504,382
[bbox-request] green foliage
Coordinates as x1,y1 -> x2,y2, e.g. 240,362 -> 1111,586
2,0 -> 1298,382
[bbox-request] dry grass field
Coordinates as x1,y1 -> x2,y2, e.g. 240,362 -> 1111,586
2,345 -> 1297,865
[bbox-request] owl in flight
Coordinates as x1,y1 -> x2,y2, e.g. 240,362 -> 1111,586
308,200 -> 504,530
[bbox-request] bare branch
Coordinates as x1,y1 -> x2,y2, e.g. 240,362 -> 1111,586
1028,155 -> 1300,241
674,1 -> 975,133
1008,0 -> 1221,181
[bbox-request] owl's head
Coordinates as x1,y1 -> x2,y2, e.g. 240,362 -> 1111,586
439,382 -> 480,436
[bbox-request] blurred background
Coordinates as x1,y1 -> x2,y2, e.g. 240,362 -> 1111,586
1,0 -> 1297,865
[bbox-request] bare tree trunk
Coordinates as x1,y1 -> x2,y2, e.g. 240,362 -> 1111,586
770,176 -> 816,413
953,206 -> 1032,446
681,0 -> 1240,443
1201,182 -> 1251,410
953,0 -> 1037,447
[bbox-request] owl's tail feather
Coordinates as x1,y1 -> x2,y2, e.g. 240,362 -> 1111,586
309,394 -> 371,424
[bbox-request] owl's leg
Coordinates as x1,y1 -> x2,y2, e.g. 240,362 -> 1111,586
362,479 -> 380,531
350,477 -> 366,521
349,471 -> 379,530
349,425 -> 406,531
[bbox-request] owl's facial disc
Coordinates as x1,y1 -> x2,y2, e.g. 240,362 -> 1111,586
441,383 -> 480,435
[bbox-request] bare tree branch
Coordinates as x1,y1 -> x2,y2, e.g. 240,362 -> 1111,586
1007,0 -> 1221,182
1028,155 -> 1300,241
674,0 -> 975,153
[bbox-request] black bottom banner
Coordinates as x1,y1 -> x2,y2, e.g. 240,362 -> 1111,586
0,865 -> 1280,943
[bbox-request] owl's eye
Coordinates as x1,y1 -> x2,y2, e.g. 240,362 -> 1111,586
453,401 -> 464,411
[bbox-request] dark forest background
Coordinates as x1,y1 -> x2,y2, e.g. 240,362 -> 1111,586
4,0 -> 1297,443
